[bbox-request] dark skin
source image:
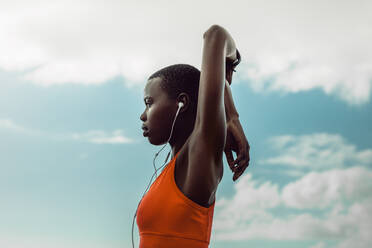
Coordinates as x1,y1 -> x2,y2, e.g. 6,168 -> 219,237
225,61 -> 251,180
140,25 -> 250,207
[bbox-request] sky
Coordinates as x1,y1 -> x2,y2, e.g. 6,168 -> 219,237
1,0 -> 372,248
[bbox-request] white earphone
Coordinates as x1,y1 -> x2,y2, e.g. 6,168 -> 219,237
132,101 -> 184,248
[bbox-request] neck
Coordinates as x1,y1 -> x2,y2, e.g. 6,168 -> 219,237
169,114 -> 195,158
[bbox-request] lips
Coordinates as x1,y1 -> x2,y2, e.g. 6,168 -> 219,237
142,125 -> 149,136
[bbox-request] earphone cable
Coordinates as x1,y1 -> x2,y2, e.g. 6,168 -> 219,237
131,105 -> 181,248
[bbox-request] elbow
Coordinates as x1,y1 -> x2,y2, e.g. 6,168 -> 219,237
203,25 -> 226,40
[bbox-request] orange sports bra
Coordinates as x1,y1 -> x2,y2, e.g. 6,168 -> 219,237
136,150 -> 215,248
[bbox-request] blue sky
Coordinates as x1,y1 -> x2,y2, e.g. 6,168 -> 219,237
1,1 -> 372,248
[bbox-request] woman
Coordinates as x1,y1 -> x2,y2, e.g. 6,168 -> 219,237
135,25 -> 250,248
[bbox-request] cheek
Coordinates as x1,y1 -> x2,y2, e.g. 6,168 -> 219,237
148,105 -> 172,130
147,106 -> 162,127
146,108 -> 168,144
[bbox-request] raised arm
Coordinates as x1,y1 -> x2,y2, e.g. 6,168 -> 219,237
193,25 -> 237,159
183,25 -> 239,206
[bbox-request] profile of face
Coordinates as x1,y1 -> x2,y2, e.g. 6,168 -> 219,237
140,77 -> 176,145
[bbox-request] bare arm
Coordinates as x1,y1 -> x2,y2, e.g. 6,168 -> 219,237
224,54 -> 251,182
184,25 -> 238,204
224,80 -> 239,122
193,25 -> 238,157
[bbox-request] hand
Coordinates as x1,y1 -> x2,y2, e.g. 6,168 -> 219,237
224,117 -> 250,181
225,62 -> 234,85
225,48 -> 240,85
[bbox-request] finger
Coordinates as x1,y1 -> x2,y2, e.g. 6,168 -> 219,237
233,153 -> 243,166
233,148 -> 247,168
247,148 -> 251,167
233,158 -> 249,180
233,168 -> 246,181
237,163 -> 248,177
234,143 -> 250,169
233,167 -> 244,181
239,156 -> 250,170
232,164 -> 243,181
225,147 -> 235,171
224,148 -> 236,172
233,163 -> 249,181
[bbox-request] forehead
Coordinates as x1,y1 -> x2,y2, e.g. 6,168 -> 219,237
144,77 -> 165,98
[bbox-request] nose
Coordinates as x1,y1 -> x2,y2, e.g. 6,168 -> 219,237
140,110 -> 146,122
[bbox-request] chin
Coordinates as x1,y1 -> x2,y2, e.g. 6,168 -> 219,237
148,136 -> 168,146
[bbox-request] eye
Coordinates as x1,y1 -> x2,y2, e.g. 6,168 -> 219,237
145,100 -> 152,107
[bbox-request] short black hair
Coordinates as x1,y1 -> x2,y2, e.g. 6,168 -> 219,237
148,64 -> 200,114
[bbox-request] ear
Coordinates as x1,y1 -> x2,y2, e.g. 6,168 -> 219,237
177,93 -> 189,113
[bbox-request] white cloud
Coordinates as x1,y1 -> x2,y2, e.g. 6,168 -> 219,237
213,133 -> 372,247
0,235 -> 121,248
310,242 -> 326,248
282,167 -> 372,209
214,168 -> 372,247
1,0 -> 371,104
215,174 -> 280,231
0,118 -> 134,144
70,129 -> 134,144
0,118 -> 27,132
0,118 -> 42,136
261,133 -> 372,171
